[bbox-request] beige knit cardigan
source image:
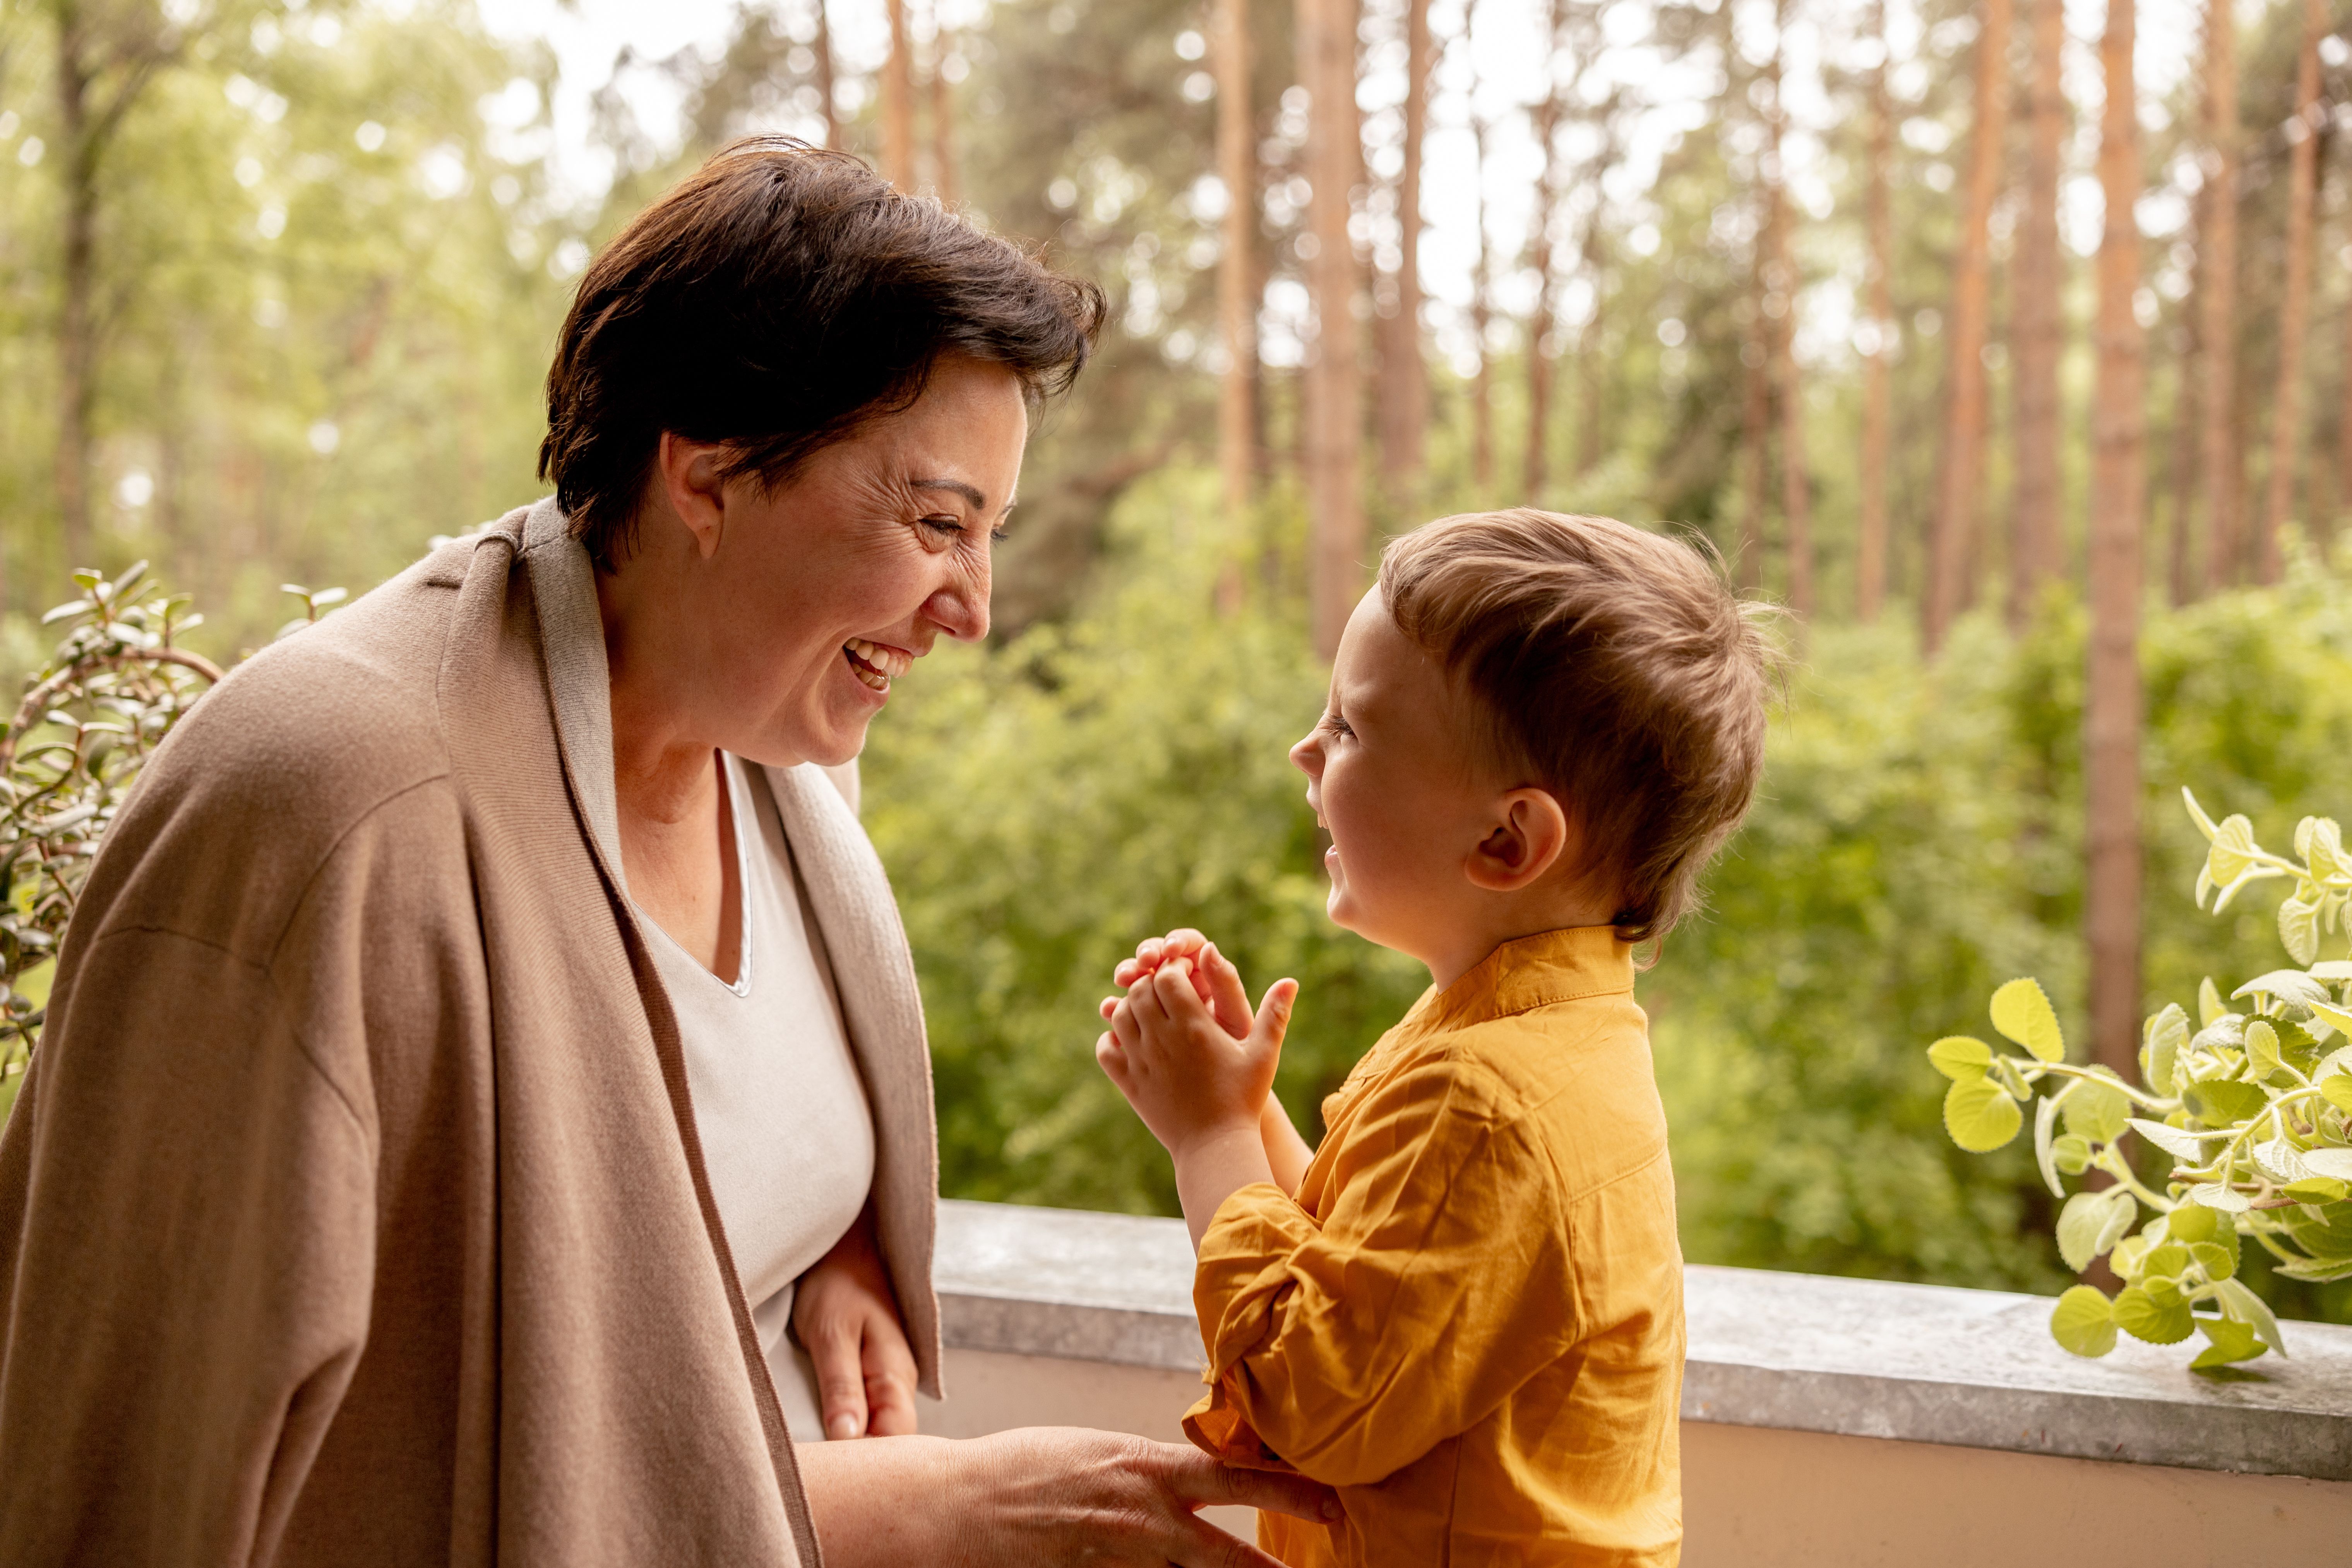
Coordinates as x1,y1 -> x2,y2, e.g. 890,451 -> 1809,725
0,501 -> 943,1566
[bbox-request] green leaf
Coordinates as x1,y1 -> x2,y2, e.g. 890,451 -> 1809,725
2128,1116 -> 2224,1160
2300,1148 -> 2352,1180
2319,1074 -> 2352,1114
2199,977 -> 2227,1028
2285,1177 -> 2351,1202
2188,1183 -> 2254,1213
2057,1190 -> 2119,1272
2211,1276 -> 2289,1358
2166,1201 -> 2221,1244
2244,1020 -> 2283,1080
2234,970 -> 2334,1011
2140,1243 -> 2191,1282
1926,1036 -> 1994,1081
2052,1133 -> 2093,1175
2049,1285 -> 2118,1358
2035,1092 -> 2064,1198
2144,1004 -> 2189,1096
2114,1285 -> 2195,1345
2252,1137 -> 2309,1184
2189,1316 -> 2268,1370
2093,1190 -> 2139,1258
1943,1075 -> 2023,1153
1992,1056 -> 2033,1101
2276,1254 -> 2352,1284
2062,1078 -> 2130,1143
2188,1240 -> 2237,1280
1991,979 -> 2064,1063
2183,1078 -> 2266,1126
2280,898 -> 2323,965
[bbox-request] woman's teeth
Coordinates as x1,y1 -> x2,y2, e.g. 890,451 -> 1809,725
844,638 -> 911,691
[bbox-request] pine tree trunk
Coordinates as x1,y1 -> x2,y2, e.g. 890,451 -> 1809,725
811,0 -> 839,149
1377,0 -> 1430,490
55,0 -> 96,574
1215,0 -> 1255,610
2257,0 -> 2323,580
1470,108 -> 1494,494
2197,0 -> 2241,588
1924,0 -> 2013,653
882,0 -> 916,189
1765,6 -> 1811,618
1302,0 -> 1365,658
2168,306 -> 2203,604
2086,0 -> 2146,1081
2010,0 -> 2066,626
1737,275 -> 1769,593
1858,0 -> 1893,622
1523,0 -> 1566,502
928,20 -> 959,207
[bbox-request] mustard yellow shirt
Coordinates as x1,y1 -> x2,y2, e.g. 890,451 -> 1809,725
1184,926 -> 1683,1566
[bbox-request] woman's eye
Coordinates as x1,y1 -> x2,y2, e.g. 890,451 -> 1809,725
918,514 -> 963,536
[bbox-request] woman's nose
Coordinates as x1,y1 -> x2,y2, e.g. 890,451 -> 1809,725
922,576 -> 990,643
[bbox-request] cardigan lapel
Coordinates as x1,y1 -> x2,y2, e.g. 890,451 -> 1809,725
763,761 -> 944,1399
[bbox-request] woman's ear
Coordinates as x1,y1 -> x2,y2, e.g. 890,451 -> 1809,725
654,432 -> 729,560
1465,788 -> 1573,893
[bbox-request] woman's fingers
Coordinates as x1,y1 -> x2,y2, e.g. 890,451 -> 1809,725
807,1316 -> 871,1441
860,1313 -> 922,1437
1158,1446 -> 1343,1527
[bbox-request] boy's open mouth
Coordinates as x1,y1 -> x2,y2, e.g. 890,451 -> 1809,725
844,638 -> 911,692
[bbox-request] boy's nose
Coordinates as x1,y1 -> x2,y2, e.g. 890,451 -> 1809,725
1288,734 -> 1320,776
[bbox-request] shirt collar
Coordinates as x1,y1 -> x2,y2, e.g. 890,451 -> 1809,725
1415,925 -> 1636,1033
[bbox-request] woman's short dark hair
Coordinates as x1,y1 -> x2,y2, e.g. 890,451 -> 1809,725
539,137 -> 1107,568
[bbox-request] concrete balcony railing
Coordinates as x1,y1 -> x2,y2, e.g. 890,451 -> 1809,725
914,1199 -> 2352,1566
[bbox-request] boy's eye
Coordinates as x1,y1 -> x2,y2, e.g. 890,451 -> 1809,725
1322,713 -> 1353,739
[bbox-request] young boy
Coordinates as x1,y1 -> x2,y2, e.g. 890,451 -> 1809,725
1093,509 -> 1776,1566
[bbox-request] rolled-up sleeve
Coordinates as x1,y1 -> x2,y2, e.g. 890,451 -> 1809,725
1182,1061 -> 1577,1488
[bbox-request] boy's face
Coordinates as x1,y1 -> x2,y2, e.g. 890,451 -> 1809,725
1289,590 -> 1516,963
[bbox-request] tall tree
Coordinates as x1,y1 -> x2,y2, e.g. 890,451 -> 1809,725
2196,0 -> 2241,589
2258,0 -> 2324,579
811,0 -> 839,148
1764,0 -> 1811,618
1737,273 -> 1770,592
1858,0 -> 1894,621
882,0 -> 916,189
1214,0 -> 1255,577
1924,0 -> 2013,653
1470,100 -> 1495,493
1523,0 -> 1569,500
48,0 -> 185,574
2085,0 -> 2146,1080
2009,0 -> 2067,625
1302,0 -> 1365,656
928,14 -> 959,206
1571,93 -> 1621,480
1376,0 -> 1432,490
2169,195 -> 2206,605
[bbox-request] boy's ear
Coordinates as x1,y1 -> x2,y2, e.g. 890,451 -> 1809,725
1464,788 -> 1573,893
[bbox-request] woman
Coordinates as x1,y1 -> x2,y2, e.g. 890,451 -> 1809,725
0,141 -> 1332,1565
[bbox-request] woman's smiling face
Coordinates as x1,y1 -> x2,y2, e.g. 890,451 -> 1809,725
617,353 -> 1029,769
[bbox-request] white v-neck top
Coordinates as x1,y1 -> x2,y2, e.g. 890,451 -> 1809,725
636,752 -> 876,1440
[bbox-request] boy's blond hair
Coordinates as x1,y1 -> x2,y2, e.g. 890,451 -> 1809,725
1379,508 -> 1780,944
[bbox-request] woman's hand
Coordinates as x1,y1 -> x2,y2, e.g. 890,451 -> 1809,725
793,1208 -> 921,1439
796,1427 -> 1342,1567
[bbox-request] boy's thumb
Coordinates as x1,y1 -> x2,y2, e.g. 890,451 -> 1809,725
1253,979 -> 1299,1042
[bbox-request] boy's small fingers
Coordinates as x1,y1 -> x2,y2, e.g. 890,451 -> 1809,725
1100,996 -> 1120,1020
1095,1032 -> 1128,1077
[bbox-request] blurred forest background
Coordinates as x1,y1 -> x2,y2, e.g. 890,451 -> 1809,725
4,0 -> 2352,1321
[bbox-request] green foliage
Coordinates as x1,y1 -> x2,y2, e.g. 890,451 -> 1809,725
1928,792 -> 2352,1368
0,565 -> 222,1118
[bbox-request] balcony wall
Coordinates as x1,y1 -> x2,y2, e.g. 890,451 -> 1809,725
914,1200 -> 2352,1566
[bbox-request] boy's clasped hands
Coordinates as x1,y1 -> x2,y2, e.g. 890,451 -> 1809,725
1096,931 -> 1314,1244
